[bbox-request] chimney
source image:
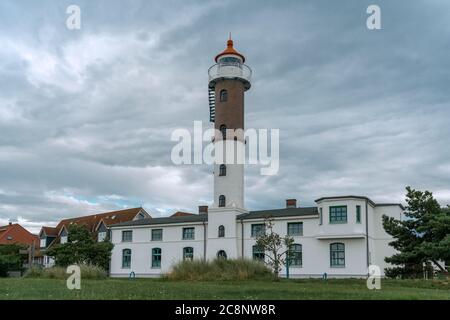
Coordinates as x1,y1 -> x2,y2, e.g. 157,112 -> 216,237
286,199 -> 297,208
9,222 -> 12,226
198,206 -> 208,215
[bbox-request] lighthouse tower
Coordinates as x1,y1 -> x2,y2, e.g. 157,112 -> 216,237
206,36 -> 252,260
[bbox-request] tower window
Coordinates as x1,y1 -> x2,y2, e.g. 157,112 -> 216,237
218,225 -> 225,237
219,164 -> 226,176
220,125 -> 227,139
219,195 -> 226,207
220,89 -> 228,102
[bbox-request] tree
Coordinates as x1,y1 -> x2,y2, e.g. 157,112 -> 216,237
255,219 -> 294,280
0,244 -> 25,277
382,186 -> 450,277
47,224 -> 113,270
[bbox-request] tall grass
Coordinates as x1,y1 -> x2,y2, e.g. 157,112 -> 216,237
24,264 -> 107,280
166,258 -> 272,281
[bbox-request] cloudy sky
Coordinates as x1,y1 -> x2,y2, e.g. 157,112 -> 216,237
1,0 -> 449,233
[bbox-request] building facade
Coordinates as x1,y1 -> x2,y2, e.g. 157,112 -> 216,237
109,38 -> 404,278
39,207 -> 150,267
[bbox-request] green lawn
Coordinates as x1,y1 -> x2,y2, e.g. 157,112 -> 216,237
0,278 -> 448,300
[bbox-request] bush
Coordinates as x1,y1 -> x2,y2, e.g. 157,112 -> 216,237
166,258 -> 272,281
24,264 -> 107,280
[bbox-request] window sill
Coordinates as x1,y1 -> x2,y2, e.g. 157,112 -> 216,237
329,221 -> 347,224
330,265 -> 346,268
151,267 -> 161,269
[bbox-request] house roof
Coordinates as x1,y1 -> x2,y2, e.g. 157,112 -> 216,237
0,223 -> 40,246
170,211 -> 195,217
237,207 -> 319,220
45,207 -> 147,234
111,214 -> 207,228
315,196 -> 404,210
39,207 -> 150,249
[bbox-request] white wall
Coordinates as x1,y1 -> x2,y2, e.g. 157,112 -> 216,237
110,222 -> 206,277
109,199 -> 403,279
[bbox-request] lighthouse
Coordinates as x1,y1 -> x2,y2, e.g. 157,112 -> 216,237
206,36 -> 252,260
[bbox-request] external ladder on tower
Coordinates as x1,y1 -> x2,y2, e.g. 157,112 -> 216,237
208,87 -> 215,123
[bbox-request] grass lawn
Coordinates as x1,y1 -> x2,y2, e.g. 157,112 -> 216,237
0,278 -> 449,300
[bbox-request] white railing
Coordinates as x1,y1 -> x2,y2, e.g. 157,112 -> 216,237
208,63 -> 252,84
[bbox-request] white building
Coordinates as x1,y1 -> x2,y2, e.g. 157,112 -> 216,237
109,38 -> 404,278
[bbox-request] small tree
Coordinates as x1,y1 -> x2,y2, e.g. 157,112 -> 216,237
0,244 -> 25,277
47,224 -> 113,270
255,219 -> 294,280
383,186 -> 450,278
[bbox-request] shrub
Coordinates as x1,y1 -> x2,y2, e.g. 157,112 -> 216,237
166,258 -> 271,281
24,264 -> 107,280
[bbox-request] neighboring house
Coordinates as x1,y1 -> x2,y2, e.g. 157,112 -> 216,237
0,223 -> 39,247
39,207 -> 150,267
0,223 -> 41,267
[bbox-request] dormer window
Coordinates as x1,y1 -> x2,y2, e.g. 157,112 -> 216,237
60,236 -> 68,244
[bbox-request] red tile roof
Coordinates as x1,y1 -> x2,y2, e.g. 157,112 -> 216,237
40,207 -> 150,248
170,211 -> 195,217
0,223 -> 40,246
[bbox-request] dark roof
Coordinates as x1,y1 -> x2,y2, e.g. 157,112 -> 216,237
237,207 -> 318,220
110,214 -> 207,228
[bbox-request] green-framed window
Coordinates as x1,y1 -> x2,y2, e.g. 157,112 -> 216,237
356,205 -> 361,223
319,207 -> 323,225
252,245 -> 265,261
151,229 -> 163,241
251,224 -> 265,237
183,247 -> 194,260
122,249 -> 131,269
330,243 -> 345,267
329,206 -> 347,223
289,244 -> 302,267
122,230 -> 133,242
152,248 -> 161,268
287,222 -> 303,236
182,227 -> 195,240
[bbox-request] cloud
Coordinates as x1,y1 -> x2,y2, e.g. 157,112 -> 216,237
0,0 -> 449,232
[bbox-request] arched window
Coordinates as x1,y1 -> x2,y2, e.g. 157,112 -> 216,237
122,249 -> 131,269
152,248 -> 161,268
252,245 -> 265,262
219,164 -> 226,176
220,125 -> 227,139
289,244 -> 302,267
218,225 -> 225,238
330,243 -> 345,267
183,247 -> 194,260
219,195 -> 226,207
217,250 -> 227,259
220,89 -> 228,102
